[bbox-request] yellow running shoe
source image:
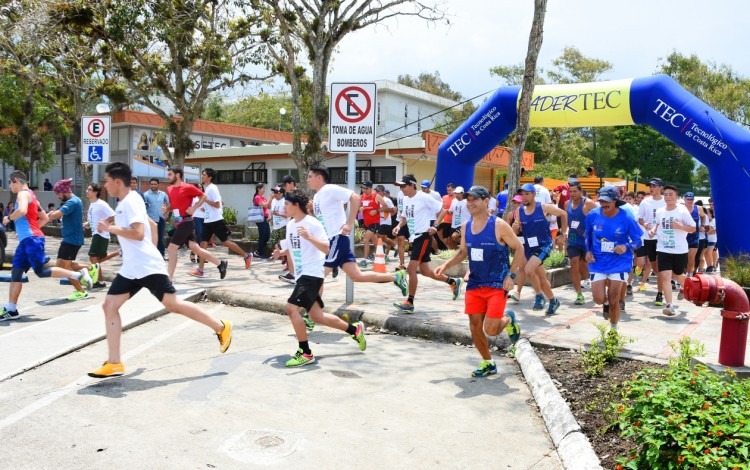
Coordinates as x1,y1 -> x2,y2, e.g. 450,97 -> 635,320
88,361 -> 124,378
216,320 -> 232,353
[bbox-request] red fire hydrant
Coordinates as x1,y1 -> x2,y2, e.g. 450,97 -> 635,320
683,273 -> 749,367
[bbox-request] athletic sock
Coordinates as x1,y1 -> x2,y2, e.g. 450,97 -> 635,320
72,271 -> 83,280
446,278 -> 456,286
407,295 -> 414,304
6,303 -> 16,311
299,341 -> 311,355
610,323 -> 618,330
345,324 -> 357,335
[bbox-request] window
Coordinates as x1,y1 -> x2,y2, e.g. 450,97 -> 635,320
217,168 -> 267,184
274,169 -> 300,184
328,166 -> 396,185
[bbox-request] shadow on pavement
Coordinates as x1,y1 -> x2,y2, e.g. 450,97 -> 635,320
77,368 -> 228,398
430,371 -> 519,399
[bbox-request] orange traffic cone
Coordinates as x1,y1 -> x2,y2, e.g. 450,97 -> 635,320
373,238 -> 387,273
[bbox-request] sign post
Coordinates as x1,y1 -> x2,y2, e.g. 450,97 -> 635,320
81,116 -> 111,164
330,83 -> 377,304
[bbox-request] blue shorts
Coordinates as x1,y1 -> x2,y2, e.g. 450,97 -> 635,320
13,236 -> 50,272
525,242 -> 553,261
324,234 -> 357,268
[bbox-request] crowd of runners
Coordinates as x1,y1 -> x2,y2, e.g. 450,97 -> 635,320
0,163 -> 720,378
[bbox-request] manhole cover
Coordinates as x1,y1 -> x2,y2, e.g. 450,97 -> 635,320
256,436 -> 284,448
221,429 -> 301,464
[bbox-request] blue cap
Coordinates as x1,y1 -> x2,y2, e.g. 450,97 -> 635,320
597,186 -> 626,206
421,179 -> 431,188
649,177 -> 665,186
684,192 -> 695,199
520,183 -> 536,193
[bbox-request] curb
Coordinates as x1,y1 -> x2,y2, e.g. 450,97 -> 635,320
515,339 -> 602,470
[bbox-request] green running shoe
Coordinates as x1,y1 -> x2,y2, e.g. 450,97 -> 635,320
451,278 -> 463,300
393,301 -> 414,313
67,290 -> 89,301
302,310 -> 315,332
285,348 -> 316,367
472,360 -> 497,377
88,263 -> 100,284
574,292 -> 585,305
352,321 -> 367,351
505,310 -> 521,343
394,270 -> 408,296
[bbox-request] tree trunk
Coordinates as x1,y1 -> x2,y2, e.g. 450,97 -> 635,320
505,0 -> 547,218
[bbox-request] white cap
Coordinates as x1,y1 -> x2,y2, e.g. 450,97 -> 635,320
454,186 -> 465,193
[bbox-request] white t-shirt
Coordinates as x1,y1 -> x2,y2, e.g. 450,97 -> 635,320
534,184 -> 552,204
88,199 -> 115,239
271,197 -> 288,230
396,190 -> 406,219
115,191 -> 167,279
402,191 -> 443,242
449,198 -> 467,229
203,184 -> 223,223
191,196 -> 205,220
380,197 -> 394,225
707,218 -> 717,243
654,205 -> 694,254
286,215 -> 328,280
488,197 -> 498,214
698,212 -> 707,240
424,189 -> 442,203
313,184 -> 353,238
638,196 -> 666,240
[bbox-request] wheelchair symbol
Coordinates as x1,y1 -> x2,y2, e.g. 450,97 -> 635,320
89,146 -> 103,162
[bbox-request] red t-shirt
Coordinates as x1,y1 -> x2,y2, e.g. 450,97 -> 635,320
167,184 -> 203,217
553,183 -> 570,210
361,192 -> 380,226
442,194 -> 454,224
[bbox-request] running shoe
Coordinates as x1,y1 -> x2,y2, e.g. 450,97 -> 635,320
394,270 -> 408,296
368,254 -> 375,262
393,301 -> 414,313
634,266 -> 643,277
619,300 -> 626,312
79,268 -> 93,289
574,292 -> 585,305
332,267 -> 339,278
285,349 -> 316,367
218,260 -> 228,280
352,321 -> 367,351
244,253 -> 253,269
279,273 -> 296,284
88,263 -> 100,284
654,292 -> 665,307
451,278 -> 463,300
88,361 -> 125,378
626,284 -> 633,296
677,289 -> 684,301
357,259 -> 368,268
471,360 -> 497,377
509,291 -> 521,303
187,269 -> 204,278
93,281 -> 107,289
216,320 -> 232,353
603,303 -> 610,320
639,283 -> 647,292
532,294 -> 546,311
190,253 -> 196,263
505,310 -> 521,343
546,297 -> 560,316
0,307 -> 19,322
67,291 -> 89,301
662,303 -> 676,316
302,311 -> 315,331
582,279 -> 591,290
671,279 -> 677,290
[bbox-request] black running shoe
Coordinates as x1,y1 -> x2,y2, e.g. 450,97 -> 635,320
332,267 -> 339,278
218,260 -> 228,279
603,303 -> 610,320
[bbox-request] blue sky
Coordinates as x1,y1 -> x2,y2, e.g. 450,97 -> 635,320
326,0 -> 749,103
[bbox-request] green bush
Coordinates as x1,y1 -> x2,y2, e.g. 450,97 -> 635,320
223,206 -> 238,225
543,249 -> 567,268
580,322 -> 633,377
613,339 -> 750,469
722,253 -> 750,287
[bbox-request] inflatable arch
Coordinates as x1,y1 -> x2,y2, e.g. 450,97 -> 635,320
436,74 -> 750,256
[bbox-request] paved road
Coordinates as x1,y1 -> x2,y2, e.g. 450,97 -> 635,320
0,303 -> 561,469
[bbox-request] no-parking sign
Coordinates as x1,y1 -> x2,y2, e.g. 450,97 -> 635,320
81,116 -> 111,164
329,83 -> 377,153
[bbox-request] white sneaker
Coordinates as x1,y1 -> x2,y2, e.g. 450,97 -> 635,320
582,280 -> 591,289
79,268 -> 93,289
662,303 -> 676,316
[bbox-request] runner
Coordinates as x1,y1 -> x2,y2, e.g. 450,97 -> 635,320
307,164 -> 407,293
435,186 -> 524,377
85,183 -> 119,288
143,178 -> 169,258
273,189 -> 366,367
375,185 -> 397,255
88,162 -> 232,378
514,183 -> 567,315
585,186 -> 643,329
506,193 -> 528,304
446,186 -> 467,247
358,180 -> 381,266
565,181 -> 597,305
648,185 -> 696,316
439,183 -> 456,249
391,175 -> 462,313
682,192 -> 705,277
394,182 -> 410,269
191,168 -> 253,277
268,185 -> 294,284
165,166 -> 228,280
47,178 -> 94,301
637,178 -> 667,303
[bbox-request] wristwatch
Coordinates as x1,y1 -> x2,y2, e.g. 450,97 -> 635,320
507,272 -> 516,280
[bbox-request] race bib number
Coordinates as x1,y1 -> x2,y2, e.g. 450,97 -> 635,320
518,236 -> 525,245
362,200 -> 370,207
407,217 -> 415,234
571,221 -> 580,229
470,248 -> 483,261
527,236 -> 539,248
292,248 -> 303,277
273,215 -> 282,227
601,241 -> 615,253
661,229 -> 676,249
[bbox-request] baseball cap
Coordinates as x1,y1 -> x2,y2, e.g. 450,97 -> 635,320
649,178 -> 665,186
374,184 -> 385,191
512,194 -> 523,203
465,185 -> 490,199
271,185 -> 282,193
597,186 -> 625,206
504,182 -> 509,188
281,175 -> 296,184
684,192 -> 695,199
53,178 -> 73,194
395,175 -> 417,186
454,186 -> 465,194
421,179 -> 431,188
361,180 -> 373,188
520,183 -> 536,192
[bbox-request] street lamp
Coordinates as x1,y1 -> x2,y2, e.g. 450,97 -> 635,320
279,107 -> 286,131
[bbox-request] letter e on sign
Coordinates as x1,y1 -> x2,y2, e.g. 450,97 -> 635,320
329,83 -> 377,154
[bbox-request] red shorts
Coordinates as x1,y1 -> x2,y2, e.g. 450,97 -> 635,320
464,287 -> 508,319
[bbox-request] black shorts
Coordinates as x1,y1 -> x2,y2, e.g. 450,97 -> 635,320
567,245 -> 586,259
169,219 -> 195,246
688,242 -> 699,249
656,252 -> 688,275
635,245 -> 648,258
365,223 -> 379,233
644,239 -> 658,262
377,224 -> 393,237
410,233 -> 433,263
202,220 -> 231,243
88,234 -> 110,258
397,224 -> 410,239
451,227 -> 462,238
287,275 -> 325,311
438,222 -> 452,239
107,273 -> 177,302
58,242 -> 81,261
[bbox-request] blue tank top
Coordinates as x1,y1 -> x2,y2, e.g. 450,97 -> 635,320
465,215 -> 510,290
520,203 -> 552,249
686,205 -> 699,245
567,198 -> 587,248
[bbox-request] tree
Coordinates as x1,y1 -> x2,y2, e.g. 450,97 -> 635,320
612,125 -> 694,184
693,164 -> 711,195
253,0 -> 445,186
397,71 -> 476,135
546,46 -> 612,84
56,0 -> 270,168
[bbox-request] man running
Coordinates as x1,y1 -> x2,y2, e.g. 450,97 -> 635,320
143,177 -> 169,258
1,172 -> 93,321
648,185 -> 696,316
565,181 -> 596,305
86,183 -> 119,288
190,168 -> 253,277
391,175 -> 462,313
682,192 -> 705,277
375,185 -> 397,255
165,166 -> 227,280
358,180 -> 381,266
273,189 -> 366,367
307,164 -> 407,293
585,187 -> 643,330
637,178 -> 666,302
88,162 -> 232,378
47,178 -> 94,301
435,186 -> 523,377
446,186 -> 467,247
514,183 -> 567,315
439,183 -> 456,249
